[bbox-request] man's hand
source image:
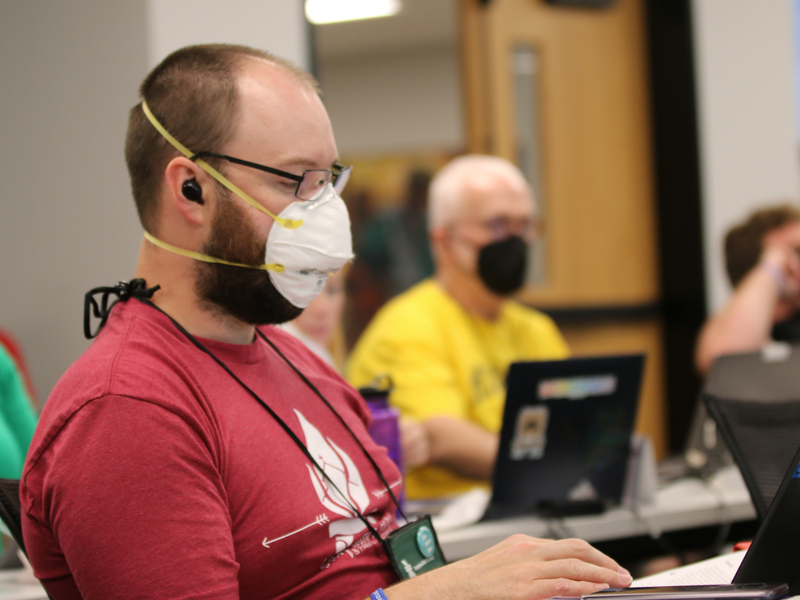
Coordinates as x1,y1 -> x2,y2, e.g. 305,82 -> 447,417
379,535 -> 632,600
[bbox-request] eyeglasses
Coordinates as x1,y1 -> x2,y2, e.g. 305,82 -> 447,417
456,216 -> 537,241
190,151 -> 352,202
485,216 -> 537,240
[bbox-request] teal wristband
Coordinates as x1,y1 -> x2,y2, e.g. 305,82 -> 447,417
371,589 -> 388,600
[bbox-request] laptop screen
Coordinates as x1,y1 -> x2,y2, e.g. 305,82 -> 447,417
486,354 -> 645,518
734,442 -> 800,593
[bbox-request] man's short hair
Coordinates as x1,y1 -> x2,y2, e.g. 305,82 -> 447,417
125,43 -> 318,233
724,203 -> 800,287
427,154 -> 531,231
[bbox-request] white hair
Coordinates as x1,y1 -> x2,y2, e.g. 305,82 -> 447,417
427,155 -> 532,230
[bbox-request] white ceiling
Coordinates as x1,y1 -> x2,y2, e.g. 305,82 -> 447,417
312,0 -> 458,61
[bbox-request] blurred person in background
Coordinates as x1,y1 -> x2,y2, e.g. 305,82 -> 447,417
280,267 -> 349,371
348,155 -> 568,500
281,267 -> 430,472
696,204 -> 800,375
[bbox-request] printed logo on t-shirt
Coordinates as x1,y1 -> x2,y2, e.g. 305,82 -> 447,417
295,410 -> 379,554
471,365 -> 503,406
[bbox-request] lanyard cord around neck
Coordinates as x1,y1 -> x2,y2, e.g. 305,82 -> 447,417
255,328 -> 407,520
137,299 -> 405,550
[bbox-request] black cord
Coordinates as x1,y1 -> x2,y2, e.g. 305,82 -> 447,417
137,297 -> 400,552
257,328 -> 408,522
83,278 -> 405,552
83,279 -> 160,339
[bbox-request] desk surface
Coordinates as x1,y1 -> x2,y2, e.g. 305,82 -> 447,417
0,569 -> 46,600
436,471 -> 756,561
0,472 -> 754,596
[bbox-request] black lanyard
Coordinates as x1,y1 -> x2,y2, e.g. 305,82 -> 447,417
137,298 -> 407,552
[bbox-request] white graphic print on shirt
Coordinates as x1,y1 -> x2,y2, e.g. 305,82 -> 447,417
295,409 -> 378,554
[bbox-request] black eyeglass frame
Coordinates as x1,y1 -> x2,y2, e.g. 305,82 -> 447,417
190,151 -> 351,201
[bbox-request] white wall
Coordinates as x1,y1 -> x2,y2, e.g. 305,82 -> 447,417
0,1 -> 308,401
692,0 -> 800,312
319,44 -> 463,155
145,0 -> 309,70
0,1 -> 148,403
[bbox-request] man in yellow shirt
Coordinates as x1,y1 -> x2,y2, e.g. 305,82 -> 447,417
348,155 -> 568,499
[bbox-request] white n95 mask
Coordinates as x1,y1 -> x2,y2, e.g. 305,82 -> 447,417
139,100 -> 353,309
142,182 -> 353,309
265,183 -> 354,308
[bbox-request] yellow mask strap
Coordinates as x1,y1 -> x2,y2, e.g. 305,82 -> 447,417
143,231 -> 284,273
141,100 -> 302,229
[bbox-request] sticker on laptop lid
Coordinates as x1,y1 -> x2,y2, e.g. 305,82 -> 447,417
510,405 -> 549,460
538,375 -> 617,400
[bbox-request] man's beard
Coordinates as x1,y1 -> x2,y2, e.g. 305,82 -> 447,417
195,194 -> 302,326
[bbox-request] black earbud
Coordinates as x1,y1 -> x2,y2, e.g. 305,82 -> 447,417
182,179 -> 204,204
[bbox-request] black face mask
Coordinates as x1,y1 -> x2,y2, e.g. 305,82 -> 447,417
477,235 -> 529,295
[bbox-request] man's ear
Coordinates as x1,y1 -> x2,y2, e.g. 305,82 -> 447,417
164,157 -> 209,225
429,225 -> 450,254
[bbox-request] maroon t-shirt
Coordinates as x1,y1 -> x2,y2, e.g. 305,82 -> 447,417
21,300 -> 401,599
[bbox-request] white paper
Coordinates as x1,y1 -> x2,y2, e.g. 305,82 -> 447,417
431,488 -> 490,532
633,551 -> 746,586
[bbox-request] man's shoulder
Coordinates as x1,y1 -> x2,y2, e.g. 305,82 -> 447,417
500,301 -> 568,355
40,301 -> 209,436
27,302 -> 229,481
375,279 -> 452,319
358,280 -> 460,345
502,300 -> 557,325
347,281 -> 450,374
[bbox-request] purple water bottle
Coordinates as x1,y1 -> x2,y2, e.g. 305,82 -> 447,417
359,385 -> 404,510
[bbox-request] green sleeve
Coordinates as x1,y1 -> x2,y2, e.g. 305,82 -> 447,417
0,343 -> 38,478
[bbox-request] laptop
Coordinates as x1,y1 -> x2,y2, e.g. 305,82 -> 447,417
681,344 -> 798,482
623,438 -> 800,595
731,440 -> 800,593
483,353 -> 645,519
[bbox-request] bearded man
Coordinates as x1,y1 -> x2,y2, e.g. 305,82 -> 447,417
21,46 -> 628,600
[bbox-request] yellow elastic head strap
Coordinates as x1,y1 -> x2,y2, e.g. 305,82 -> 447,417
141,100 -> 302,229
143,231 -> 284,273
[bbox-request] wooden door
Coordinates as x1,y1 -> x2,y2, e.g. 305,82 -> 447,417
460,0 -> 667,456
